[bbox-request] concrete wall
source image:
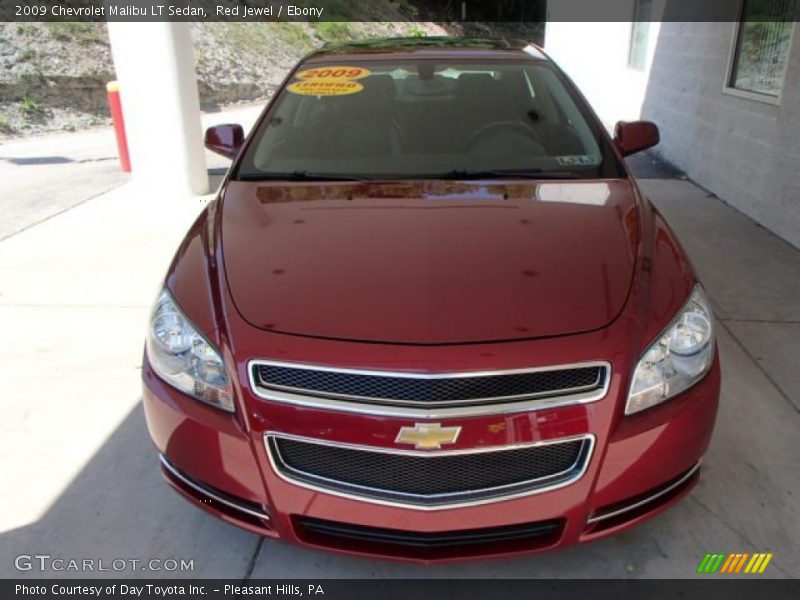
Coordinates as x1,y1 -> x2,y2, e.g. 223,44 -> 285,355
642,22 -> 800,249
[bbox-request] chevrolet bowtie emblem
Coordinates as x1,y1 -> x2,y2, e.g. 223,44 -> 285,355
395,423 -> 461,450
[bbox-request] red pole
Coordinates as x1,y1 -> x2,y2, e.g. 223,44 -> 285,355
106,81 -> 131,173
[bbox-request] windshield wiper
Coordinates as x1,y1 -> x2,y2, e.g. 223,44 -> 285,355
238,171 -> 371,182
237,169 -> 584,182
436,168 -> 582,180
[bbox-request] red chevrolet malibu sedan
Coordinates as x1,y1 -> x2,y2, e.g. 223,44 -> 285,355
143,38 -> 720,562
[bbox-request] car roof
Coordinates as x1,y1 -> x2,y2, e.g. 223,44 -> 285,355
303,37 -> 548,63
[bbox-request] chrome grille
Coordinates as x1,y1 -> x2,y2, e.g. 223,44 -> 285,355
266,434 -> 593,508
252,362 -> 607,409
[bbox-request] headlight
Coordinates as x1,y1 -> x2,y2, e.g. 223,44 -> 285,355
625,285 -> 714,415
146,289 -> 234,412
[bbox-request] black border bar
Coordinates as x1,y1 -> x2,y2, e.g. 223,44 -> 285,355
4,579 -> 800,599
1,0 -> 799,23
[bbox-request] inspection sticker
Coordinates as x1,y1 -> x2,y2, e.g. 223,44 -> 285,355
287,80 -> 365,96
556,155 -> 596,166
295,66 -> 371,80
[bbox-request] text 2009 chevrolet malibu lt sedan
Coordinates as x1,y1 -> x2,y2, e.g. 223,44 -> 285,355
142,38 -> 720,562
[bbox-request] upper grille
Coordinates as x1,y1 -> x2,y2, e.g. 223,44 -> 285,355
252,362 -> 606,408
267,434 -> 593,507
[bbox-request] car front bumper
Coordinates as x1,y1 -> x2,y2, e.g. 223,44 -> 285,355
142,347 -> 720,563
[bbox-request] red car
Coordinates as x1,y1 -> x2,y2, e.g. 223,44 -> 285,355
143,38 -> 720,562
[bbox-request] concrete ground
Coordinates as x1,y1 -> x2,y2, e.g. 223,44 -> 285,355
0,125 -> 798,579
0,103 -> 263,240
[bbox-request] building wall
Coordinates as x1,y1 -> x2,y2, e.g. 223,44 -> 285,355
544,1 -> 663,127
642,21 -> 800,249
544,21 -> 661,127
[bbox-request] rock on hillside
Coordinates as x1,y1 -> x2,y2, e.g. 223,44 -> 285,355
0,20 -> 446,139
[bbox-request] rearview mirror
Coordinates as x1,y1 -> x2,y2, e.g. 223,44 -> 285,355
204,124 -> 244,159
613,121 -> 660,157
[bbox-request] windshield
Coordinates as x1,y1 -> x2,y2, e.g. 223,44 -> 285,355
236,59 -> 623,181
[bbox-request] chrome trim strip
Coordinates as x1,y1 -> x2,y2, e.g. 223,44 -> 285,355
159,454 -> 270,521
268,430 -> 586,458
254,387 -> 608,418
247,360 -> 612,418
586,461 -> 701,524
264,432 -> 595,511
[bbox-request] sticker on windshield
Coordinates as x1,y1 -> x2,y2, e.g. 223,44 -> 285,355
556,155 -> 596,166
295,66 -> 371,81
287,80 -> 364,96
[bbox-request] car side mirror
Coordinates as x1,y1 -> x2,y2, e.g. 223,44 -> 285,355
204,124 -> 244,159
613,121 -> 660,157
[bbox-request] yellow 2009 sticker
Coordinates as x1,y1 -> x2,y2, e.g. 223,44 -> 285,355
295,66 -> 371,80
288,80 -> 364,96
288,65 -> 371,96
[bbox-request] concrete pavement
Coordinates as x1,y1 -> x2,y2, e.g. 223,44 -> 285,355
0,164 -> 798,578
0,103 -> 263,240
0,128 -> 127,241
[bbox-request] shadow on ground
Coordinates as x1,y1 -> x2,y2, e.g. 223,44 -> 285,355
0,403 -> 260,579
625,150 -> 685,179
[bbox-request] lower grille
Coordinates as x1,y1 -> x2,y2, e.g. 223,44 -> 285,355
267,433 -> 593,508
295,515 -> 563,555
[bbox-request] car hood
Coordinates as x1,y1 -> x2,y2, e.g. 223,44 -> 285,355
221,179 -> 639,344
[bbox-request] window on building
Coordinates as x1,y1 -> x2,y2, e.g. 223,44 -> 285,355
729,0 -> 797,97
628,0 -> 654,70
